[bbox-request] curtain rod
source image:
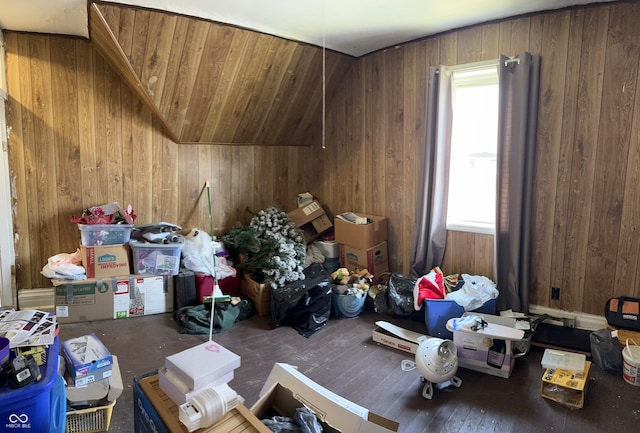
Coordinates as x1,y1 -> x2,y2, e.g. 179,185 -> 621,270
504,57 -> 520,67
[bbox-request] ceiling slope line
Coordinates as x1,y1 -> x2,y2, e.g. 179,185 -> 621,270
89,3 -> 180,143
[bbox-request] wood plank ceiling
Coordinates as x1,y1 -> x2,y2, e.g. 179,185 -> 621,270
89,3 -> 355,145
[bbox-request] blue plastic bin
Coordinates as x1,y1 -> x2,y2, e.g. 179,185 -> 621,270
331,291 -> 368,318
424,298 -> 497,340
0,337 -> 66,433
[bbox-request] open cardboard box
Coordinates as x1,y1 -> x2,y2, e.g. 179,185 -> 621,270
251,363 -> 398,433
287,200 -> 333,244
446,313 -> 526,378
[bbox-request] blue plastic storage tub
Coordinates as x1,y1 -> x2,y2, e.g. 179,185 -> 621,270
424,298 -> 497,340
331,291 -> 368,318
0,337 -> 66,433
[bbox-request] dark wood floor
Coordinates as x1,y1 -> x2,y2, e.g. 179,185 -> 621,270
59,309 -> 640,433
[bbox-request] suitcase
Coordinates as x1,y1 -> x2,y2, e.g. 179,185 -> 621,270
173,269 -> 198,310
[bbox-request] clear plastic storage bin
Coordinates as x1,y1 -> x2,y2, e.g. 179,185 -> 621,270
78,224 -> 134,246
130,236 -> 184,276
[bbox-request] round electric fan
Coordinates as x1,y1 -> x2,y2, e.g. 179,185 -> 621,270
415,336 -> 462,399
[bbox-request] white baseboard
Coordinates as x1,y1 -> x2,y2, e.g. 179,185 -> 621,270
529,304 -> 604,331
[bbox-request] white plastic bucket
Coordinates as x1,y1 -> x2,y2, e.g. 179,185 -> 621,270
622,338 -> 640,386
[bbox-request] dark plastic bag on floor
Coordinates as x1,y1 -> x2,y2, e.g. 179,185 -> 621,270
590,328 -> 623,374
374,272 -> 421,319
174,298 -> 253,334
271,263 -> 332,338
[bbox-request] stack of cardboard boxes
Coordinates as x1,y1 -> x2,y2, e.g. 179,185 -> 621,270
54,224 -> 174,324
61,333 -> 123,431
334,212 -> 389,276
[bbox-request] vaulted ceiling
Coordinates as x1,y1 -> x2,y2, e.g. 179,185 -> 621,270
89,3 -> 353,145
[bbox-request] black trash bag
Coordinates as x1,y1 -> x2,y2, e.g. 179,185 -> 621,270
271,263 -> 332,338
590,328 -> 624,374
374,272 -> 421,319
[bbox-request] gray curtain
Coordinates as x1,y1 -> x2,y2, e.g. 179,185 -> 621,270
494,53 -> 540,313
410,66 -> 453,278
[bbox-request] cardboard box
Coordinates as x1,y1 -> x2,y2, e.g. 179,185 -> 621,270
252,363 -> 398,433
339,241 -> 389,275
134,372 -> 271,433
240,272 -> 271,316
287,200 -> 333,243
81,244 -> 131,279
54,279 -> 118,323
334,213 -> 388,250
61,333 -> 113,387
372,327 -> 420,354
447,314 -> 525,378
541,361 -> 591,408
66,355 -> 123,405
129,275 -> 173,317
54,275 -> 173,323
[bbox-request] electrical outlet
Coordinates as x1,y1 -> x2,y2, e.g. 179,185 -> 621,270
551,287 -> 560,301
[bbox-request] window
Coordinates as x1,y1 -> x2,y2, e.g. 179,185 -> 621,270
446,61 -> 499,235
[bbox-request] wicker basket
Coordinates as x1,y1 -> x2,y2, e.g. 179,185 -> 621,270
66,400 -> 116,433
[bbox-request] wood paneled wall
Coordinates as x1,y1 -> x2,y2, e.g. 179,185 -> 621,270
303,0 -> 640,315
5,1 -> 640,315
90,3 -> 354,145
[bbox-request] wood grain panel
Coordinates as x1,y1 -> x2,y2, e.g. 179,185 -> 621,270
549,9 -> 585,310
442,231 -> 475,274
562,7 -> 608,312
89,4 -> 178,142
140,11 -> 177,105
28,35 -> 58,272
530,11 -> 571,306
94,3 -> 354,145
584,4 -> 639,313
50,37 -> 81,252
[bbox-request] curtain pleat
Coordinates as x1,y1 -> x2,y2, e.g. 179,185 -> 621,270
410,66 -> 453,278
494,53 -> 540,313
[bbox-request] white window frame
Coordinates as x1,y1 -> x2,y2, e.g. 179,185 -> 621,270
446,59 -> 499,236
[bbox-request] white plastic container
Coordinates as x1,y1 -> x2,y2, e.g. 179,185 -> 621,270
314,240 -> 339,258
623,338 -> 640,386
541,349 -> 586,374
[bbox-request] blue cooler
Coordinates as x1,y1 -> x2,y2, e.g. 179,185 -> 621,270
0,337 -> 66,433
424,298 -> 497,340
